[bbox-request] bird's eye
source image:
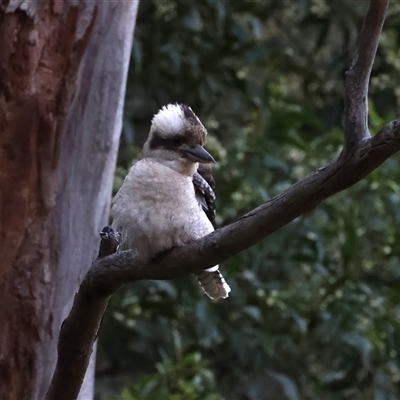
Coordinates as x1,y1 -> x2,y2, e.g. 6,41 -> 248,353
171,138 -> 181,146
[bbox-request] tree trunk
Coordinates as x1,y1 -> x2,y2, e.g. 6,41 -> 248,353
0,2 -> 138,399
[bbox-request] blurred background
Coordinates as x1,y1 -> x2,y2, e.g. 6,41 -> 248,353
95,1 -> 400,399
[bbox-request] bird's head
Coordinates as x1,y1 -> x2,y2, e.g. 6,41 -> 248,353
143,104 -> 215,175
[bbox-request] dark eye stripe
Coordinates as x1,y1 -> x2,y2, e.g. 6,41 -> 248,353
149,134 -> 182,149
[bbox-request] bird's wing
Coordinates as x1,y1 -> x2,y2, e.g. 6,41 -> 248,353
192,168 -> 216,225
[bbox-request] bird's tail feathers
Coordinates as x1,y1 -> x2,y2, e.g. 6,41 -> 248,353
194,269 -> 231,299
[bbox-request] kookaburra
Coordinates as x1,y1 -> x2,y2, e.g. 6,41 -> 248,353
111,103 -> 231,299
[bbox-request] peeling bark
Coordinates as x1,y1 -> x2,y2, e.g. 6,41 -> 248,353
0,1 -> 138,399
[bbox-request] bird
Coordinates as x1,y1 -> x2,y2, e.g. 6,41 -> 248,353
111,103 -> 231,299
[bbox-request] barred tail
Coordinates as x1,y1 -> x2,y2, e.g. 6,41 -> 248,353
194,269 -> 231,299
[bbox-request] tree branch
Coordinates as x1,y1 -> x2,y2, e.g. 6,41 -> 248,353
46,1 -> 397,399
45,228 -> 119,400
46,118 -> 400,400
344,0 -> 389,149
75,117 -> 400,292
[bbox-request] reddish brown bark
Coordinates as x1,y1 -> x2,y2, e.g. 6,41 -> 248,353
0,2 -> 138,399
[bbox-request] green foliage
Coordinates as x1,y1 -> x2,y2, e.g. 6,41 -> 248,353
96,1 -> 400,399
110,350 -> 221,400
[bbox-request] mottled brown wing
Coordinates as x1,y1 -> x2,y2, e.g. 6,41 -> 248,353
197,164 -> 215,189
192,166 -> 216,225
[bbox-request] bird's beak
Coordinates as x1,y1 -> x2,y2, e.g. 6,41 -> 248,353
181,145 -> 216,164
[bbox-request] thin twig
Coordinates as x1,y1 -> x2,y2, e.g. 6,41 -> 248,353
344,0 -> 389,150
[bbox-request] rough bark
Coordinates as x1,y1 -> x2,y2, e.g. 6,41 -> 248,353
45,1 -> 396,399
0,1 -> 138,400
343,0 -> 389,148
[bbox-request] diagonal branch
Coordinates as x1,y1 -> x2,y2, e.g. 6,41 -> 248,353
45,228 -> 119,400
46,116 -> 400,400
46,1 -> 398,399
84,117 -> 400,289
344,0 -> 389,150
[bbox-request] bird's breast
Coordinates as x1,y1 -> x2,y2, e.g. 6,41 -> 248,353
111,159 -> 213,260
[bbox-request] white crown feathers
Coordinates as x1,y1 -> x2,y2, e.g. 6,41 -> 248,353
150,104 -> 186,138
150,104 -> 204,138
